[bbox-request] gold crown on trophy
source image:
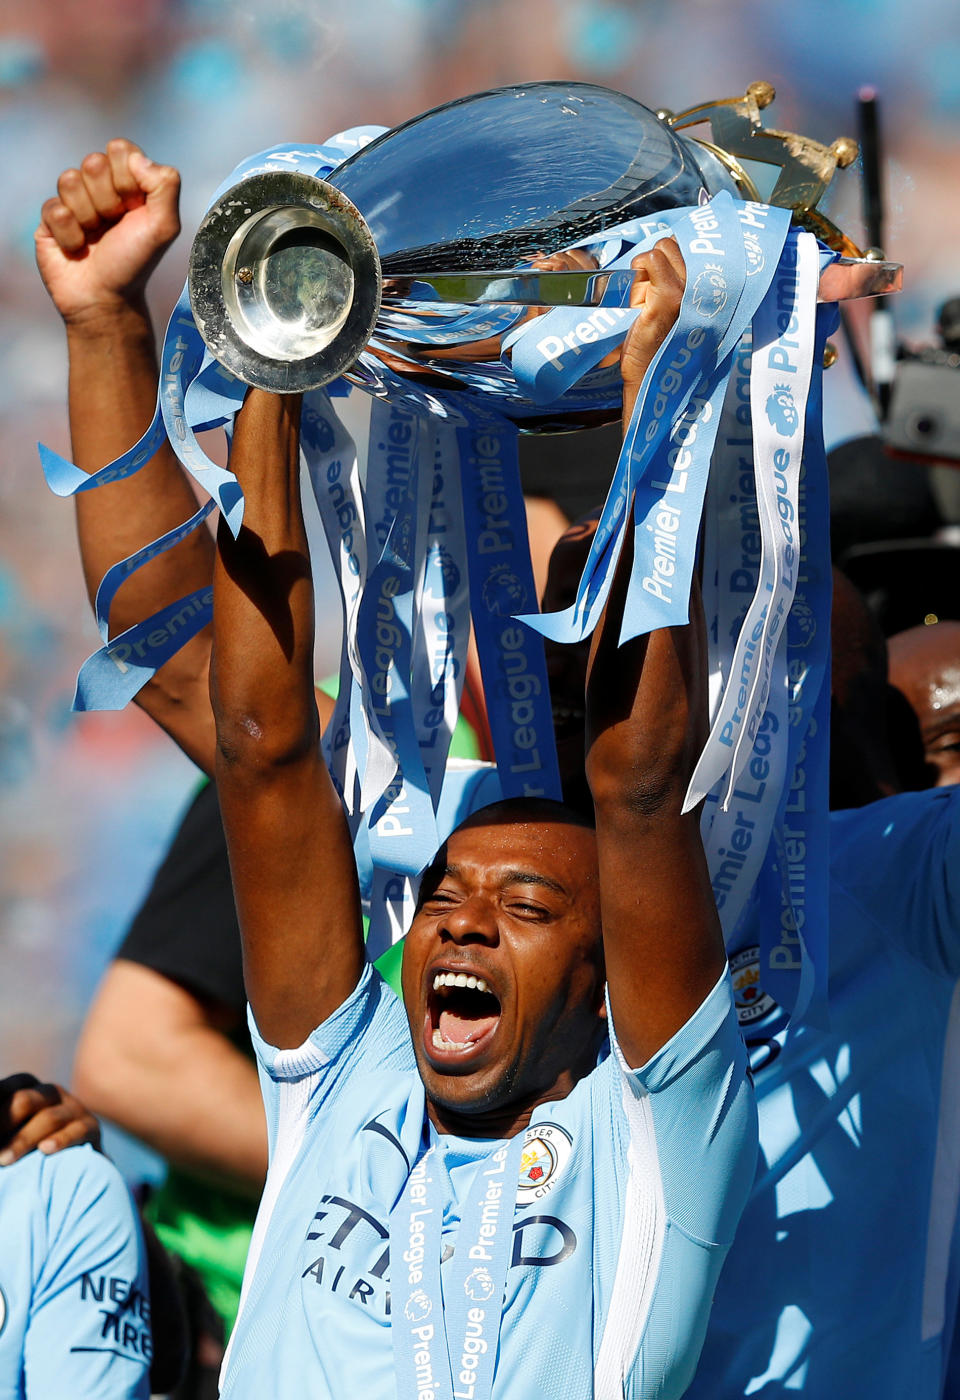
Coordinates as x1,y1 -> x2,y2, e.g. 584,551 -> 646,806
662,80 -> 864,257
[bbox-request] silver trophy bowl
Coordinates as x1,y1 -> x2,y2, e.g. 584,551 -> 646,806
188,81 -> 902,404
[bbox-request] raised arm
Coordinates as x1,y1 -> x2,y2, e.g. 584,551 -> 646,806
211,392 -> 364,1048
585,241 -> 726,1068
36,139 -> 216,770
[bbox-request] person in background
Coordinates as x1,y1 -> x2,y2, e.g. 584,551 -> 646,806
479,515 -> 960,1399
73,777 -> 269,1397
72,700 -> 483,1397
889,619 -> 960,788
0,1073 -> 184,1398
684,569 -> 960,1400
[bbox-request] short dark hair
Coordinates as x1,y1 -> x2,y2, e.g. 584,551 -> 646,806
459,796 -> 596,833
416,796 -> 596,909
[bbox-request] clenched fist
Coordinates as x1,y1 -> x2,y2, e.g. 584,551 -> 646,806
36,137 -> 181,326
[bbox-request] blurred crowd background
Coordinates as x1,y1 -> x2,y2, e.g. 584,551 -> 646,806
1,0 -> 959,1144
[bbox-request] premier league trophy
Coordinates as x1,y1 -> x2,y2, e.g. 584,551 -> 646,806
47,80 -> 902,1021
187,80 -> 899,400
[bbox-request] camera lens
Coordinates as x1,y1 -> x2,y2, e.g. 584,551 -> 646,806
909,412 -> 940,441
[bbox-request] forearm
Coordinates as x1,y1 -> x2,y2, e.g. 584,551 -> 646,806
67,306 -> 217,765
585,529 -> 706,809
74,1020 -> 267,1196
212,391 -> 316,765
213,390 -> 364,1047
586,553 -> 724,1061
38,141 -> 215,762
67,303 -> 212,601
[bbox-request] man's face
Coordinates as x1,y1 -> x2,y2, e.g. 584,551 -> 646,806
401,808 -> 605,1125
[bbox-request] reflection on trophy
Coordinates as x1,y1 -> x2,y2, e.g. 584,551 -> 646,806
188,80 -> 902,408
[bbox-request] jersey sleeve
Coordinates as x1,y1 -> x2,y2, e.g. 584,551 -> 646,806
590,973 -> 757,1398
830,787 -> 960,977
24,1146 -> 151,1399
608,968 -> 757,1248
248,964 -> 415,1161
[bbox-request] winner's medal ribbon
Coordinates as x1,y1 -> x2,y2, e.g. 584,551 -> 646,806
390,1132 -> 526,1400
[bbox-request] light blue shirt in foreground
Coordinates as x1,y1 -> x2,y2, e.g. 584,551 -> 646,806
0,1143 -> 150,1399
223,967 -> 755,1398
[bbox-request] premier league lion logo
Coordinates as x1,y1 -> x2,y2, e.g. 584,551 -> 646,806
743,232 -> 765,277
404,1289 -> 433,1322
692,264 -> 728,319
464,1267 -> 496,1302
423,543 -> 461,600
790,598 -> 817,648
386,514 -> 415,569
765,384 -> 800,436
481,564 -> 528,618
303,404 -> 336,453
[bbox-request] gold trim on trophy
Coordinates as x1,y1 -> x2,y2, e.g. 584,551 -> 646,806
667,81 -> 866,256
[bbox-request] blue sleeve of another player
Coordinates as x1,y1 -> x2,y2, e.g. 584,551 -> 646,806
25,1146 -> 150,1399
248,964 -> 415,1159
830,787 -> 960,977
609,969 -> 757,1248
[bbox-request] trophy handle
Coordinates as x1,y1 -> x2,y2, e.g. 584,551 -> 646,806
395,258 -> 902,309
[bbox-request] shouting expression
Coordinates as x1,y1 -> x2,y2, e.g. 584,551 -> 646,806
401,800 -> 605,1133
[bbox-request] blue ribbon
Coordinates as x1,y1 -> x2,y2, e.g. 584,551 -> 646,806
454,400 -> 562,802
73,584 -> 214,712
760,302 -> 836,1024
39,130 -> 389,711
390,1132 -> 525,1400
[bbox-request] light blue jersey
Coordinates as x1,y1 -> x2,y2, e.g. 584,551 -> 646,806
0,1144 -> 150,1399
688,787 -> 960,1399
222,968 -> 755,1398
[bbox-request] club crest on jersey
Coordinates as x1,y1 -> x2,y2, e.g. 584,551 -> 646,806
518,1123 -> 572,1200
729,946 -> 778,1025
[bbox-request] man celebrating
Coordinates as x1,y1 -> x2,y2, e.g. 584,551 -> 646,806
37,142 -> 756,1397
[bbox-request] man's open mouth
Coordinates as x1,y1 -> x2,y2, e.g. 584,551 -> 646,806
424,969 -> 503,1065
